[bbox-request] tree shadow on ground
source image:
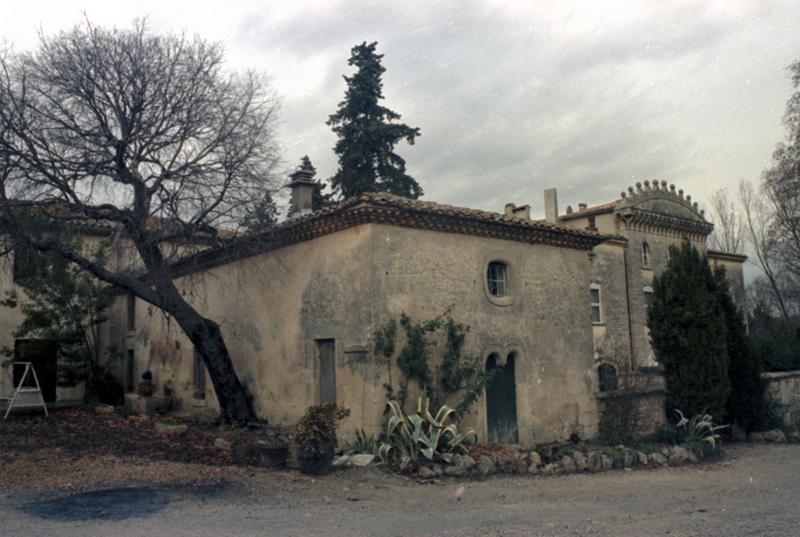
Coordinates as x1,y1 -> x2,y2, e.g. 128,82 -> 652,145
18,484 -> 228,522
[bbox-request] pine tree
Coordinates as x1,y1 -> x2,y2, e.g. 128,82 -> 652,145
241,191 -> 278,233
714,266 -> 765,431
327,42 -> 422,199
648,241 -> 730,420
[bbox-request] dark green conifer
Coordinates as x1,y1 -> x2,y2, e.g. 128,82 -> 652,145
648,241 -> 730,420
714,267 -> 765,431
327,42 -> 422,199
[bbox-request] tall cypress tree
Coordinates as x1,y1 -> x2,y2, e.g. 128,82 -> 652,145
714,266 -> 765,432
327,42 -> 422,199
648,241 -> 730,420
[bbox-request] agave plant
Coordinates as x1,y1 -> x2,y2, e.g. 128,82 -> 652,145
674,409 -> 728,449
343,428 -> 378,455
378,397 -> 477,470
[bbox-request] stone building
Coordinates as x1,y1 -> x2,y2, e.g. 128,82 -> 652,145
100,184 -> 605,444
557,180 -> 747,431
558,180 -> 746,371
1,175 -> 747,444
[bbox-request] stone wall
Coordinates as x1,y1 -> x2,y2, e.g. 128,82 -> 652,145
596,371 -> 667,437
101,222 -> 601,445
763,371 -> 800,429
369,224 -> 599,444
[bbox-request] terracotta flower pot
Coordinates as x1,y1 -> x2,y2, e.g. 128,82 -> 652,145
299,453 -> 334,475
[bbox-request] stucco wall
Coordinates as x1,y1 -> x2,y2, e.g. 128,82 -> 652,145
102,224 -> 379,426
106,222 -> 600,444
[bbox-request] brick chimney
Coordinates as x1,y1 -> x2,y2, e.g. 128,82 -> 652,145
544,188 -> 558,224
287,157 -> 317,216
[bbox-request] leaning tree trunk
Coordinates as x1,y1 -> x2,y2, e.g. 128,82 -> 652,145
138,240 -> 257,425
177,309 -> 256,425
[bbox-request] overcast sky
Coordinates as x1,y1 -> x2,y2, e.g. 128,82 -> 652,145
2,0 -> 799,218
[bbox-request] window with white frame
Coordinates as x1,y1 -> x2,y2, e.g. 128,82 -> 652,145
641,241 -> 651,267
590,284 -> 602,324
487,261 -> 508,297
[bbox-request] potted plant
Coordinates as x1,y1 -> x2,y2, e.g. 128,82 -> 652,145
294,403 -> 350,475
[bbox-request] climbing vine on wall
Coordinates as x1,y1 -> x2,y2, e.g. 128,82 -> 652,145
374,309 -> 495,420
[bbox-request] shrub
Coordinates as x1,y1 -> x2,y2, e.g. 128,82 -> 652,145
86,364 -> 124,405
294,404 -> 350,460
378,397 -> 476,470
748,304 -> 800,372
137,379 -> 155,397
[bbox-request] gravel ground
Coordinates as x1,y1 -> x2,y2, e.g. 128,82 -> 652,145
0,409 -> 290,492
0,443 -> 798,536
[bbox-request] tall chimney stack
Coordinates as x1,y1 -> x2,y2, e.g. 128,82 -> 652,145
544,188 -> 558,224
287,156 -> 317,216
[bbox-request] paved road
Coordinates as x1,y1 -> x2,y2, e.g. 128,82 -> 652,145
1,443 -> 798,536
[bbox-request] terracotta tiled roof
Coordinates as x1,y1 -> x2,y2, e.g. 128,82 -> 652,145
292,192 -> 602,236
170,192 -> 607,277
1,200 -> 115,235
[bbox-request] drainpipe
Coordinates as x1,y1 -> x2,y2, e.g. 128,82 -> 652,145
622,247 -> 636,371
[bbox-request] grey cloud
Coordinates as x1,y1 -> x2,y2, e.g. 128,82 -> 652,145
236,0 -> 800,217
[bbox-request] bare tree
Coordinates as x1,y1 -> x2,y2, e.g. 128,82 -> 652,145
752,59 -> 800,320
739,180 -> 791,320
708,187 -> 744,254
0,21 -> 281,424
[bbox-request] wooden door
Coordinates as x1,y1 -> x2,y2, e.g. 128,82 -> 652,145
485,353 -> 519,444
318,340 -> 336,404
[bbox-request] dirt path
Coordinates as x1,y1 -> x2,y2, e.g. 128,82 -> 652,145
0,443 -> 798,536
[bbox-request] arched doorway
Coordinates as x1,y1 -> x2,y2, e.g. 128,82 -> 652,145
485,352 -> 519,444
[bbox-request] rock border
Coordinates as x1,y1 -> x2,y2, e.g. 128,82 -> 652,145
408,443 -> 719,480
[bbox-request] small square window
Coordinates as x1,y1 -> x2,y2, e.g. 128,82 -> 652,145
487,262 -> 507,297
